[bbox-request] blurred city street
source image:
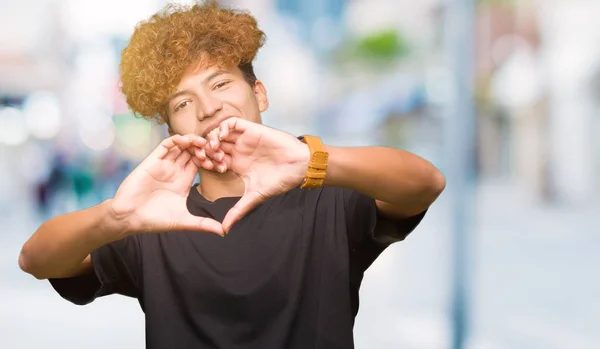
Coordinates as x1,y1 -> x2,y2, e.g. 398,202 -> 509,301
2,0 -> 600,348
1,180 -> 598,349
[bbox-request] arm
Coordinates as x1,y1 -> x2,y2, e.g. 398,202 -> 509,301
323,146 -> 445,218
19,134 -> 224,281
19,199 -> 128,280
205,118 -> 445,231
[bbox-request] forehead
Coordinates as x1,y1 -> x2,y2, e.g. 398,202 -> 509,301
177,62 -> 242,88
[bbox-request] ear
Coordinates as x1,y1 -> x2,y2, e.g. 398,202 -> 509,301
253,80 -> 269,112
163,114 -> 176,136
167,124 -> 176,136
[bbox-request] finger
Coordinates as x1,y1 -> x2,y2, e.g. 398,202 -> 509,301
219,141 -> 234,154
221,116 -> 250,134
194,147 -> 206,160
222,191 -> 264,233
214,160 -> 228,174
204,136 -> 218,160
153,135 -> 190,160
177,214 -> 224,236
218,121 -> 230,141
165,146 -> 184,161
190,135 -> 208,149
200,157 -> 215,171
200,149 -> 227,173
183,136 -> 207,155
187,148 -> 205,169
191,146 -> 221,171
219,130 -> 241,143
166,135 -> 197,161
221,153 -> 232,168
185,148 -> 212,173
175,148 -> 192,167
212,155 -> 231,174
208,128 -> 220,152
187,153 -> 203,172
206,149 -> 225,162
186,146 -> 205,162
211,153 -> 232,171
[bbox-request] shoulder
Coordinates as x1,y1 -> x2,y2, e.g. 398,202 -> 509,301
268,187 -> 362,219
274,186 -> 349,207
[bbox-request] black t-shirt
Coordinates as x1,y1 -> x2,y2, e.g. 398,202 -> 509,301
49,185 -> 426,349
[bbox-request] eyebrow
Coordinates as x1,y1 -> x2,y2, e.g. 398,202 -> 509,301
167,69 -> 230,102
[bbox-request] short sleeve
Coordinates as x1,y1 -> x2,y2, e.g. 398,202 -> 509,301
48,235 -> 142,305
343,189 -> 426,270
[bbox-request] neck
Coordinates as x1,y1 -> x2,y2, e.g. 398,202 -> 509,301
197,170 -> 245,201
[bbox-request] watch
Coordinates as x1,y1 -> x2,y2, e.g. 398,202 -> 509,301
298,135 -> 329,189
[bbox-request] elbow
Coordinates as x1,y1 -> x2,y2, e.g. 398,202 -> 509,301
420,169 -> 446,207
430,169 -> 446,199
18,245 -> 45,280
18,251 -> 34,277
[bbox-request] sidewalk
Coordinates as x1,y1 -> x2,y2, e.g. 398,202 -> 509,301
1,180 -> 598,349
355,180 -> 600,349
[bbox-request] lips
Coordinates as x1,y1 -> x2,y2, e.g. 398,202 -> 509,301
202,115 -> 236,137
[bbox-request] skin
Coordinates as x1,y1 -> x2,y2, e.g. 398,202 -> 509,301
18,62 -> 446,281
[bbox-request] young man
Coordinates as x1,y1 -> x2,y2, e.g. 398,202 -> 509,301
19,2 -> 445,348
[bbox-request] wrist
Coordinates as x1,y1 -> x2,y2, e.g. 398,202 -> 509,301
297,135 -> 329,189
98,199 -> 135,242
320,145 -> 352,189
294,140 -> 311,186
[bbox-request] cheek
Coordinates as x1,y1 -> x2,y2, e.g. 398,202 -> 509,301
230,85 -> 257,106
169,113 -> 196,134
241,89 -> 260,111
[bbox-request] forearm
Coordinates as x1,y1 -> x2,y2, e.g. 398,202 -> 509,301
323,146 -> 445,215
19,199 -> 128,280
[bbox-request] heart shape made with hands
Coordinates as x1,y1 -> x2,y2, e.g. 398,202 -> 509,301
192,117 -> 310,233
110,118 -> 308,238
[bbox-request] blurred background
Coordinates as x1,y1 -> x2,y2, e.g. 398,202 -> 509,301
1,0 -> 599,348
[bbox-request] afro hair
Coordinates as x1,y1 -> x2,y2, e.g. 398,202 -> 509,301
119,0 -> 266,124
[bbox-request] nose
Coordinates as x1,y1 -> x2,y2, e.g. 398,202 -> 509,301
197,94 -> 223,121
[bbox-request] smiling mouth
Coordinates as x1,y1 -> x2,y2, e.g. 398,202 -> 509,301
201,115 -> 236,137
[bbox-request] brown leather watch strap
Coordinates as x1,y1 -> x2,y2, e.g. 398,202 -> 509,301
299,135 -> 328,189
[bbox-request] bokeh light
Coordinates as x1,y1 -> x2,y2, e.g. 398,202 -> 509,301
1,1 -> 599,349
0,107 -> 29,146
22,92 -> 63,140
79,119 -> 116,151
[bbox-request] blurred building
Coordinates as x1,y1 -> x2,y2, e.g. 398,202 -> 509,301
1,1 -> 599,348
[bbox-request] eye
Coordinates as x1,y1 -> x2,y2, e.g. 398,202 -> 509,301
213,80 -> 231,90
174,100 -> 191,112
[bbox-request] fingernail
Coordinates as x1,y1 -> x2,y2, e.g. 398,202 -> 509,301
210,140 -> 216,149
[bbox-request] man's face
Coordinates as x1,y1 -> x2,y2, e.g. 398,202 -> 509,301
166,63 -> 268,136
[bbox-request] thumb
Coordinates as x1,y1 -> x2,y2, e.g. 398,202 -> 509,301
222,191 -> 264,233
175,213 -> 225,236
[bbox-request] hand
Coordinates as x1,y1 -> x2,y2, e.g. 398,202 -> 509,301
206,118 -> 309,232
110,134 -> 225,236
